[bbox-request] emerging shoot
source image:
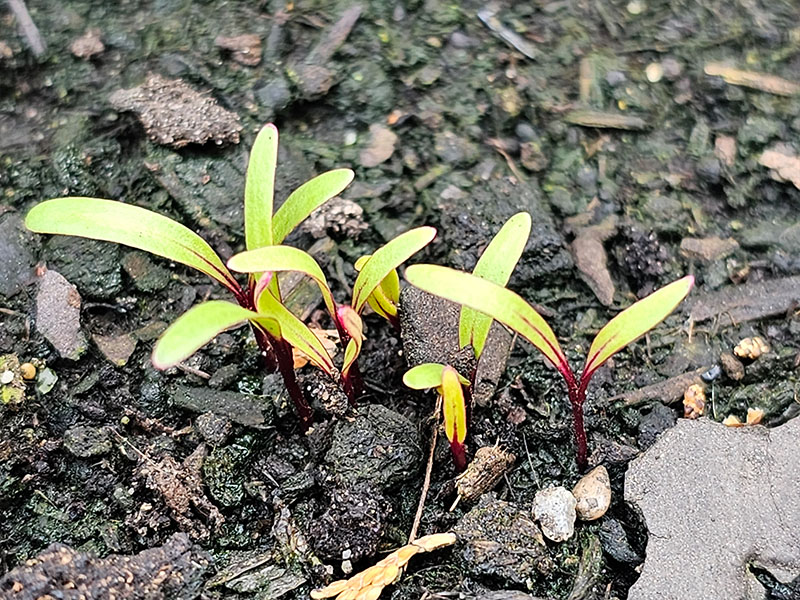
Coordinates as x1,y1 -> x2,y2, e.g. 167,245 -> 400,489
406,265 -> 694,470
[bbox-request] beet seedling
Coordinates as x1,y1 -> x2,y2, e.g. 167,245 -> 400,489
25,123 -> 434,429
405,264 -> 693,470
403,212 -> 531,470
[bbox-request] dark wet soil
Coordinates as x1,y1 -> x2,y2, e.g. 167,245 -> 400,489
1,0 -> 799,599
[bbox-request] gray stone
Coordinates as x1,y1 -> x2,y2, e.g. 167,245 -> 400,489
454,495 -> 551,586
36,270 -> 88,360
63,426 -> 112,458
0,212 -> 36,298
532,486 -> 577,542
625,418 -> 800,600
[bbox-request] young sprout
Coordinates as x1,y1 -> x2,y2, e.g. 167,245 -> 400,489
405,265 -> 694,470
401,213 -> 531,470
404,363 -> 471,470
25,123 -> 354,429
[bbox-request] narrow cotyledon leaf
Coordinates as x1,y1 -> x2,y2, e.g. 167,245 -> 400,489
460,212 -> 531,357
244,123 -> 278,250
152,301 -> 258,369
582,275 -> 694,380
272,169 -> 354,244
351,227 -> 436,313
25,197 -> 239,293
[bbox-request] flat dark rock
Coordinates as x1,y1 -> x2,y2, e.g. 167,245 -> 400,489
685,276 -> 800,324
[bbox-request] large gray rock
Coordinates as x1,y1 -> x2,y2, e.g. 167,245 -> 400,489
625,418 -> 800,600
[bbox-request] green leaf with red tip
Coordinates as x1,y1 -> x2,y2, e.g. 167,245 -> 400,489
256,283 -> 336,376
25,197 -> 239,294
403,363 -> 471,390
441,366 -> 467,446
244,124 -> 278,250
405,265 -> 572,379
228,245 -> 337,320
152,301 -> 257,369
272,169 -> 355,244
351,227 -> 437,314
460,212 -> 531,357
582,275 -> 694,379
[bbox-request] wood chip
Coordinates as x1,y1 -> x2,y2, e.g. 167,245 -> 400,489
679,236 -> 739,262
759,144 -> 800,189
603,367 -> 708,407
563,109 -> 647,131
570,217 -> 617,306
704,62 -> 800,96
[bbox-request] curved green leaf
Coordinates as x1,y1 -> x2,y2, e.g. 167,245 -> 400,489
244,123 -> 278,250
272,169 -> 355,244
403,363 -> 470,390
582,275 -> 694,379
256,285 -> 336,376
25,198 -> 239,293
355,254 -> 400,322
228,245 -> 337,320
441,366 -> 467,445
152,301 -> 255,369
351,227 -> 437,313
461,212 -> 531,357
405,265 -> 572,380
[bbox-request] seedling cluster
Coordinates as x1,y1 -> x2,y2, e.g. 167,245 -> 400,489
26,123 -> 693,469
26,124 -> 434,429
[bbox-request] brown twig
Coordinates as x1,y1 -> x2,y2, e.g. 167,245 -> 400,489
408,395 -> 442,543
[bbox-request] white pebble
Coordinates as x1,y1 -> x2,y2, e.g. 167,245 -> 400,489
645,62 -> 664,83
533,486 -> 576,542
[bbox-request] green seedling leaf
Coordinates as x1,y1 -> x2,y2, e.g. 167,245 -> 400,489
405,265 -> 572,380
272,169 -> 355,244
351,227 -> 437,314
354,255 -> 401,322
403,363 -> 471,390
152,301 -> 257,369
244,123 -> 278,250
228,245 -> 337,320
441,366 -> 467,446
25,197 -> 239,293
582,275 -> 694,379
460,212 -> 531,357
256,284 -> 336,376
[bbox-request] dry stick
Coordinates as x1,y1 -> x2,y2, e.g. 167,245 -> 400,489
408,395 -> 442,544
7,0 -> 46,57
